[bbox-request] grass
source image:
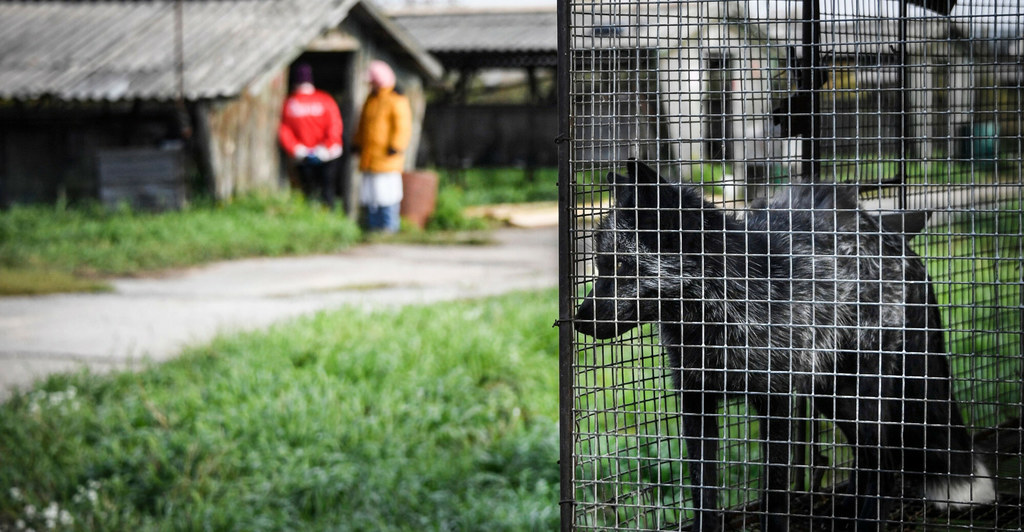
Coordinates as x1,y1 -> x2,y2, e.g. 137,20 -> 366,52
0,193 -> 362,276
0,168 -> 551,294
0,267 -> 111,296
0,193 -> 362,295
818,153 -> 1024,197
826,156 -> 1007,188
0,289 -> 560,531
913,203 -> 1024,428
437,167 -> 558,206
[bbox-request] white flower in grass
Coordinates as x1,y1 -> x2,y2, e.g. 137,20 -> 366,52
27,387 -> 82,414
42,502 -> 60,529
72,481 -> 99,507
9,487 -> 23,500
59,509 -> 73,527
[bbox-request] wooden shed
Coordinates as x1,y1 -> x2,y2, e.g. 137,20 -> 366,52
0,0 -> 442,214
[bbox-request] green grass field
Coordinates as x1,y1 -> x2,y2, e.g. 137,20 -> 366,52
437,167 -> 558,206
0,172 -> 541,295
0,289 -> 560,531
0,193 -> 362,294
913,203 -> 1024,428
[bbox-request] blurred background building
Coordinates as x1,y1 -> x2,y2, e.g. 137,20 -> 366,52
0,0 -> 441,212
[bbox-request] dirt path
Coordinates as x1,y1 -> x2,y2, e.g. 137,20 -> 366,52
0,226 -> 558,400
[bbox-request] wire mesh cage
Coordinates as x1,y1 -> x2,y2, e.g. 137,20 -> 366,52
557,1 -> 1024,530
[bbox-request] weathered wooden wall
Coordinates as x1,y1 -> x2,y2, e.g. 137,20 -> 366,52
199,70 -> 288,200
418,104 -> 557,168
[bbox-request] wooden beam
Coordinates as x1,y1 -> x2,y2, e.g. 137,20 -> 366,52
306,28 -> 360,52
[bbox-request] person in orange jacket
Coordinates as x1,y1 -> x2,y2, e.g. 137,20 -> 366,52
352,60 -> 412,232
278,63 -> 343,208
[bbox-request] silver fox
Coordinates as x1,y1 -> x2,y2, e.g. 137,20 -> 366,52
574,161 -> 995,531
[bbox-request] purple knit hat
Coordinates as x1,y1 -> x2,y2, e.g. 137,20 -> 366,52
293,63 -> 313,85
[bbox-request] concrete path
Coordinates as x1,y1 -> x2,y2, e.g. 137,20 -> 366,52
0,225 -> 558,400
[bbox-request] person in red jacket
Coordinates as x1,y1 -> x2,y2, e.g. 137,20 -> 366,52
278,63 -> 343,208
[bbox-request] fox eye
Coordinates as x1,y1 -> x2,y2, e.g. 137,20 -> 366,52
616,261 -> 624,271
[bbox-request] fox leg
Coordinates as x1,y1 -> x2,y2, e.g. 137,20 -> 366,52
759,394 -> 794,532
818,384 -> 888,530
682,391 -> 722,532
831,374 -> 888,532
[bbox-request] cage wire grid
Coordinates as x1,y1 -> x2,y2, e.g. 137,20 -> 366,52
556,0 -> 1024,531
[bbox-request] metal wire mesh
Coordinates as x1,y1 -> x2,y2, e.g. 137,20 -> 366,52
558,1 -> 1024,530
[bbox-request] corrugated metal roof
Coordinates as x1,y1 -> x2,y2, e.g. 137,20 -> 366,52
391,9 -> 557,54
0,0 -> 439,102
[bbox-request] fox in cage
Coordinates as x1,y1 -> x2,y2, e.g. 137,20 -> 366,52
573,161 -> 996,531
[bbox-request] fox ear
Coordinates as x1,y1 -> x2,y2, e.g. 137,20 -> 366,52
627,159 -> 661,185
608,160 -> 671,209
606,170 -> 628,186
625,159 -> 669,208
607,171 -> 637,207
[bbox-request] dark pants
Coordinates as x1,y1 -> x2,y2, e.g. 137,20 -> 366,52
297,158 -> 338,208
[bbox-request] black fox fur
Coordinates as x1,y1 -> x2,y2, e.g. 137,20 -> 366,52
574,161 -> 994,531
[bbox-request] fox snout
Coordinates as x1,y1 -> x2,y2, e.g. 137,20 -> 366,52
574,290 -> 638,339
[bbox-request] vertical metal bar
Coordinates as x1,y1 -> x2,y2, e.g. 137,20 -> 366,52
899,0 -> 910,210
1015,83 -> 1024,433
556,0 -> 575,530
796,0 -> 820,498
801,0 -> 821,181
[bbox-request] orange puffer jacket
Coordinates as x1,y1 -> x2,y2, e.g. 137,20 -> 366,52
354,88 -> 412,173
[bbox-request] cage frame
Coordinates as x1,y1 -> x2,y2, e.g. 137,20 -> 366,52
557,1 -> 1024,531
